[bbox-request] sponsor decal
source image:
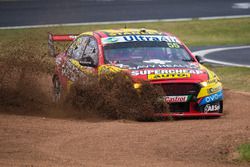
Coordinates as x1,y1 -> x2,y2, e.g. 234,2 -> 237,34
55,57 -> 62,65
128,63 -> 200,70
131,69 -> 203,76
197,82 -> 222,98
199,90 -> 223,106
148,73 -> 190,80
143,59 -> 172,64
108,31 -> 162,36
101,37 -> 118,44
207,78 -> 219,84
102,35 -> 181,44
98,65 -> 122,74
164,95 -> 190,103
207,85 -> 222,94
69,35 -> 77,40
113,64 -> 130,69
123,35 -> 180,43
204,104 -> 220,113
62,59 -> 87,81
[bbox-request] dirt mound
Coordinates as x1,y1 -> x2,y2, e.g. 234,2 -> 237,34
66,72 -> 169,120
0,40 -> 53,113
0,41 -> 169,120
0,90 -> 249,167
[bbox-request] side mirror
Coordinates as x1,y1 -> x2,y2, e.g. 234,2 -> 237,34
79,56 -> 96,67
195,55 -> 205,64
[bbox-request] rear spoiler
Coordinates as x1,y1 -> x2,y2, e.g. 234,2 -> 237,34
48,33 -> 78,57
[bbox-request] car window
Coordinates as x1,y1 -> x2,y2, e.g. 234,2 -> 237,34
82,37 -> 98,66
104,41 -> 194,65
67,36 -> 89,60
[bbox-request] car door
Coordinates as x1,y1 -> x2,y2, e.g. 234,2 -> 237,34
60,36 -> 98,88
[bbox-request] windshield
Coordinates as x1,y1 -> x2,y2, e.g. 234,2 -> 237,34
103,41 -> 194,66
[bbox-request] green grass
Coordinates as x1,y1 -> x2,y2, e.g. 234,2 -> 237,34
208,65 -> 250,92
0,17 -> 250,46
238,143 -> 250,162
0,18 -> 250,92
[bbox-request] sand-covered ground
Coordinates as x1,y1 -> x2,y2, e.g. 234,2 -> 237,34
0,90 -> 250,167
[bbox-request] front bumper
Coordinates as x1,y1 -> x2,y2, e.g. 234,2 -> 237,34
152,81 -> 223,117
153,98 -> 223,118
154,112 -> 223,117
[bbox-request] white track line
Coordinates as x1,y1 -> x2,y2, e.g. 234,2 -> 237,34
0,18 -> 192,30
193,46 -> 250,68
0,15 -> 250,30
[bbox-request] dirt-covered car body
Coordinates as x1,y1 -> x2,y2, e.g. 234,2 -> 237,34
49,28 -> 223,117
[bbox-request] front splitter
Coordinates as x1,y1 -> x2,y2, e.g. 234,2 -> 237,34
154,112 -> 223,117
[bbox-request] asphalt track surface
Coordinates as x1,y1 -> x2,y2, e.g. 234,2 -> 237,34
205,48 -> 250,66
191,46 -> 250,67
0,0 -> 249,66
0,0 -> 250,27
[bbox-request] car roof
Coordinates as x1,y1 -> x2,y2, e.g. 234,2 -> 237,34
79,28 -> 172,38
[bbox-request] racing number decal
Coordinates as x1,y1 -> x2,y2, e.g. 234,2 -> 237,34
167,42 -> 180,48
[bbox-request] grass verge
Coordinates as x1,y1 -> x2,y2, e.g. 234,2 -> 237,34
0,18 -> 249,91
0,18 -> 250,109
207,65 -> 250,92
0,18 -> 250,47
238,143 -> 250,162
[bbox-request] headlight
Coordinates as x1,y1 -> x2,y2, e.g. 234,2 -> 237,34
200,81 -> 208,87
133,83 -> 141,89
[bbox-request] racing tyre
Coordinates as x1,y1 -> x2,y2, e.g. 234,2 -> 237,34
52,76 -> 62,103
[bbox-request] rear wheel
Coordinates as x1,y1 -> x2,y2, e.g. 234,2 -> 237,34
52,76 -> 62,103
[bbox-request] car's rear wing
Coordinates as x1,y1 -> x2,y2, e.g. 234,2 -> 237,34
48,33 -> 78,57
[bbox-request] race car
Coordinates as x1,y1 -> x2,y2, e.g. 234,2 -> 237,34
48,28 -> 223,117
